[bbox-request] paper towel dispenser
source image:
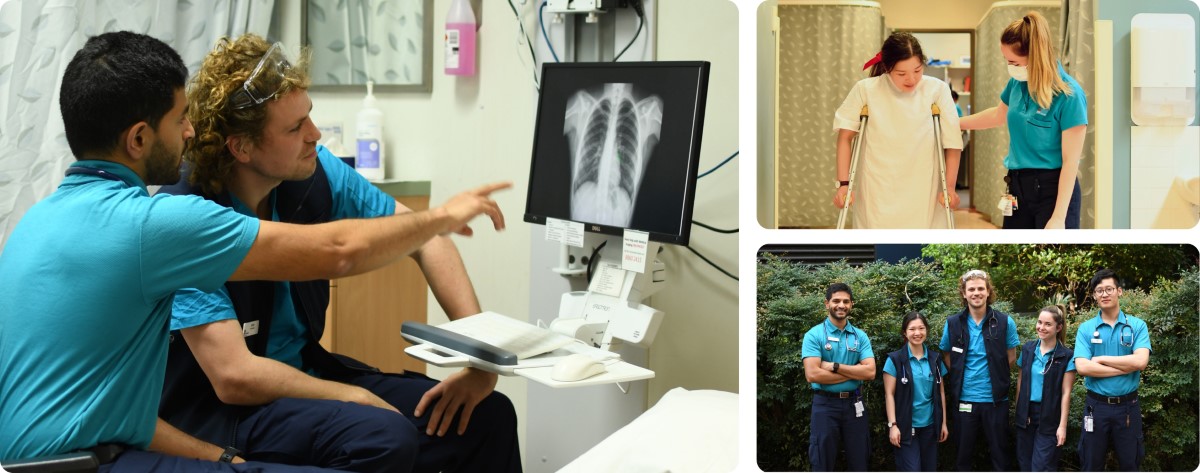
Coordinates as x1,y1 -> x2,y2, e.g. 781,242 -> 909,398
1131,13 -> 1196,126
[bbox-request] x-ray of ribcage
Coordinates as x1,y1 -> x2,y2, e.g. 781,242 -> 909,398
563,83 -> 664,227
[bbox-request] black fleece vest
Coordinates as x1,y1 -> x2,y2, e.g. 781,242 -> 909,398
944,308 -> 1012,407
157,163 -> 378,446
887,346 -> 945,442
1014,340 -> 1074,435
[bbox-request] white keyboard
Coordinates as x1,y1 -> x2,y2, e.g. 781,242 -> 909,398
437,311 -> 576,360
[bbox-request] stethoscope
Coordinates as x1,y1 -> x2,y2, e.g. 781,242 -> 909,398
1035,341 -> 1063,376
65,166 -> 136,188
956,309 -> 999,346
1092,325 -> 1134,348
899,346 -> 942,386
823,323 -> 860,352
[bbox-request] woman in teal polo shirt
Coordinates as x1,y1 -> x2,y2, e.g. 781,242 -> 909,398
1014,305 -> 1076,471
883,312 -> 948,471
960,11 -> 1088,229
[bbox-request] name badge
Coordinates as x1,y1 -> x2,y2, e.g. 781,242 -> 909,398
959,403 -> 972,413
1084,415 -> 1094,432
1092,338 -> 1103,344
952,347 -> 964,353
827,336 -> 840,342
854,401 -> 865,418
242,320 -> 260,337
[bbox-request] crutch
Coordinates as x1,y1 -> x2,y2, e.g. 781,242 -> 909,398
836,105 -> 869,230
931,103 -> 955,229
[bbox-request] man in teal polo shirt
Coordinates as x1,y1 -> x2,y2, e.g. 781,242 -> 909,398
1073,268 -> 1151,471
0,32 -> 506,472
802,282 -> 876,471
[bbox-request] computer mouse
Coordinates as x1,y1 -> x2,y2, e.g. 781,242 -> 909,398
551,353 -> 607,382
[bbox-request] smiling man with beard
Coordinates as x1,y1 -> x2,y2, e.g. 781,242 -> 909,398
801,283 -> 876,471
939,269 -> 1021,471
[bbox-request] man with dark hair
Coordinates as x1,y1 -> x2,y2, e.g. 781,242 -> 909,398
939,269 -> 1020,471
1073,268 -> 1150,471
155,34 -> 520,472
802,282 -> 876,471
0,31 -> 507,471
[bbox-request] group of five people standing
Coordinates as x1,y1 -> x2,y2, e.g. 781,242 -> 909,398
802,268 -> 1150,471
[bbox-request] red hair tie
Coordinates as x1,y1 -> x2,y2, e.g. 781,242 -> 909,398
862,51 -> 883,71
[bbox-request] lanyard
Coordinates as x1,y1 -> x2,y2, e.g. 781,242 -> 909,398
823,323 -> 859,352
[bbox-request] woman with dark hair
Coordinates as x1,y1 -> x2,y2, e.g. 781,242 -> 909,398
883,312 -> 949,471
832,32 -> 963,229
1014,305 -> 1076,471
959,11 -> 1088,229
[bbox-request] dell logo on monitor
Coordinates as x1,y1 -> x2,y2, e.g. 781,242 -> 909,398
590,225 -> 601,232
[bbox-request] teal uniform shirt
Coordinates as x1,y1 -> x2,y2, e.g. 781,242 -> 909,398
1018,344 -> 1076,403
0,161 -> 258,460
1073,310 -> 1152,396
884,345 -> 948,428
939,315 -> 1020,402
1000,63 -> 1088,170
802,319 -> 874,392
172,146 -> 395,370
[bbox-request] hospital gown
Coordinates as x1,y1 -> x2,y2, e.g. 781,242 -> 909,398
833,75 -> 963,229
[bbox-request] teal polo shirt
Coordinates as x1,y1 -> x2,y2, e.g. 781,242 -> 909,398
0,161 -> 258,460
1000,63 -> 1088,170
884,345 -> 948,428
172,147 -> 394,370
802,319 -> 874,393
1018,345 -> 1076,403
939,315 -> 1020,402
1073,310 -> 1152,396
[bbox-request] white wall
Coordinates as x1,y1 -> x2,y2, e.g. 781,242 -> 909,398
878,0 -> 996,29
279,0 -> 738,467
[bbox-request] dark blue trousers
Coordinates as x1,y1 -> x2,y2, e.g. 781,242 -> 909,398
1078,396 -> 1143,471
951,400 -> 1012,471
893,424 -> 938,472
1003,169 -> 1081,229
808,394 -> 869,471
100,449 -> 339,472
233,371 -> 520,473
1017,402 -> 1063,471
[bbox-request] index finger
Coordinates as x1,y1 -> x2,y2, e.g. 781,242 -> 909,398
473,181 -> 513,196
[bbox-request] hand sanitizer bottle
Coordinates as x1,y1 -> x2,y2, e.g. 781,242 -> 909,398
356,80 -> 385,181
445,0 -> 476,76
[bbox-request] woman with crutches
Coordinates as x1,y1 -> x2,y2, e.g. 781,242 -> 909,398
959,11 -> 1087,229
832,32 -> 963,229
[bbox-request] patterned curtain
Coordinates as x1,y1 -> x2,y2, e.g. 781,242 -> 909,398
0,0 -> 274,247
972,1 -> 1063,226
1061,0 -> 1096,228
305,0 -> 424,85
775,3 -> 882,228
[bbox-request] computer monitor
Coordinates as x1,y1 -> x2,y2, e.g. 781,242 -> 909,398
523,61 -> 710,246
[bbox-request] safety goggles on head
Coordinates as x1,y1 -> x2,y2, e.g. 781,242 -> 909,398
961,269 -> 989,282
229,42 -> 292,110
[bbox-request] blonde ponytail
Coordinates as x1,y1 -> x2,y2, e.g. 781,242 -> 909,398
1001,11 -> 1071,109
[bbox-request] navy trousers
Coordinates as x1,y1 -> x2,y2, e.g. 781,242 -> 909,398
951,400 -> 1012,471
234,371 -> 521,472
1078,396 -> 1143,471
100,450 -> 339,472
893,424 -> 938,472
808,394 -> 869,471
1003,169 -> 1081,229
1016,402 -> 1063,471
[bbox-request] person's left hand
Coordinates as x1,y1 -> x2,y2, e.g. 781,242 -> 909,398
1056,425 -> 1067,446
414,367 -> 498,436
939,423 -> 949,443
1044,216 -> 1066,229
937,191 -> 960,210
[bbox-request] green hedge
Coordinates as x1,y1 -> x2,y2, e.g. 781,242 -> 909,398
757,256 -> 1198,471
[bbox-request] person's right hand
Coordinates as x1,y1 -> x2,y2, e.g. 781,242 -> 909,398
889,425 -> 901,447
833,186 -> 852,209
343,384 -> 401,414
437,182 -> 512,236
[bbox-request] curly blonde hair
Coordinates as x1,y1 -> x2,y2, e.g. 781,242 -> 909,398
185,34 -> 311,194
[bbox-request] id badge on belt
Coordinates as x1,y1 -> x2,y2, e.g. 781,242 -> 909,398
854,400 -> 864,418
997,194 -> 1018,216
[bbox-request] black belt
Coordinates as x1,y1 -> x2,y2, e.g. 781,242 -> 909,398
1008,168 -> 1061,177
1087,390 -> 1137,405
814,389 -> 859,399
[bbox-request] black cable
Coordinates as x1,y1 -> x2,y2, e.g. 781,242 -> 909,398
685,245 -> 738,281
697,151 -> 738,179
693,220 -> 738,234
507,0 -> 540,90
585,240 -> 608,283
612,3 -> 644,62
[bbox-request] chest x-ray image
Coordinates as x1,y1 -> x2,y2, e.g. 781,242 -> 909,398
563,83 -> 664,228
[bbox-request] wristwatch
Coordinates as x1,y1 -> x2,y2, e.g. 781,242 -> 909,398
887,422 -> 896,428
831,362 -> 840,373
218,446 -> 241,463
834,180 -> 850,190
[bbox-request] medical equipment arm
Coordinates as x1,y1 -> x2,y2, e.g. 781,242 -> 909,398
1092,348 -> 1151,373
958,102 -> 1008,130
940,148 -> 962,208
149,418 -> 243,463
1046,125 -> 1086,229
804,357 -> 851,384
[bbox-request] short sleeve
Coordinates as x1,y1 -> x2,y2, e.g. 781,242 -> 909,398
1066,358 -> 1076,372
1017,351 -> 1024,367
1134,319 -> 1153,352
1073,323 -> 1094,361
858,331 -> 874,360
1006,317 -> 1020,348
935,81 -> 964,150
883,357 -> 897,377
139,195 -> 259,300
939,321 -> 951,351
1057,80 -> 1089,131
171,287 -> 237,331
802,328 -> 822,360
321,146 -> 396,219
938,360 -> 948,376
1000,78 -> 1017,106
833,80 -> 868,132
